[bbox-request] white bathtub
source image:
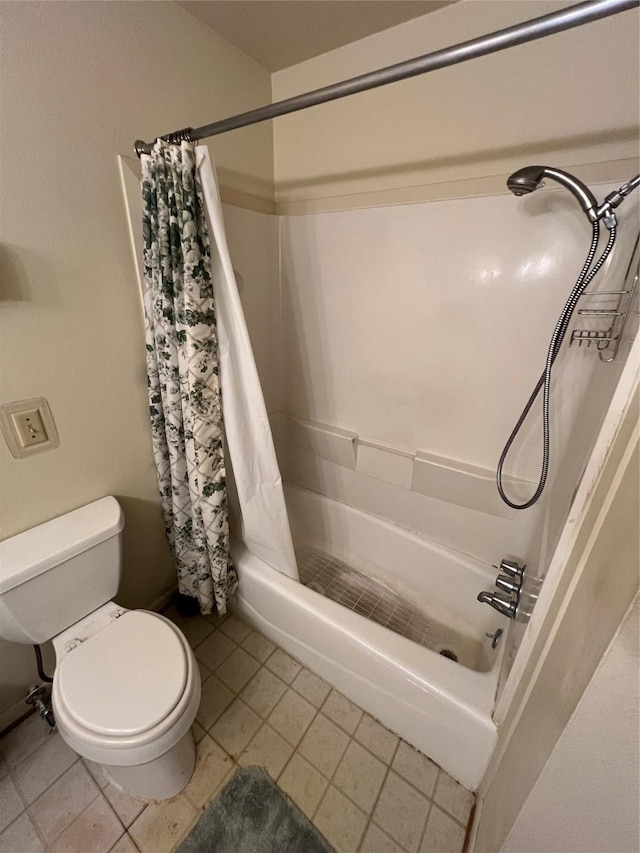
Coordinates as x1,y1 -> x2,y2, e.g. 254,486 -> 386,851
232,484 -> 508,790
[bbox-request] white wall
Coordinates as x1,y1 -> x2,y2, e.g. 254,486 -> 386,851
0,0 -> 274,729
276,183 -> 638,570
272,0 -> 639,212
501,596 -> 639,853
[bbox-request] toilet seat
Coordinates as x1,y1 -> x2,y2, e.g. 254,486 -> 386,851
52,606 -> 201,767
56,611 -> 188,737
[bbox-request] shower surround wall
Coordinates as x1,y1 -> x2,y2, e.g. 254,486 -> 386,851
265,183 -> 638,699
275,186 -> 638,557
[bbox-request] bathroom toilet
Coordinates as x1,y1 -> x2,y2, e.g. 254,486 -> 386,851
0,497 -> 201,800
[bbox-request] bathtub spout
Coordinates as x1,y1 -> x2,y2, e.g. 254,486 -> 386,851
477,590 -> 517,619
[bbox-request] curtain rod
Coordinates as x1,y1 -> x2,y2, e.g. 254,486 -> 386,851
134,0 -> 638,157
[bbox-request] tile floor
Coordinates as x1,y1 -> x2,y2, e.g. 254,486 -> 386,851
0,608 -> 473,853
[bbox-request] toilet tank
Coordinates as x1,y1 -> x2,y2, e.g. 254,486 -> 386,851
0,497 -> 125,644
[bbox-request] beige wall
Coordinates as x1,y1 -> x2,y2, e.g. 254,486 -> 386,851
501,595 -> 639,853
272,0 -> 639,212
0,0 -> 273,728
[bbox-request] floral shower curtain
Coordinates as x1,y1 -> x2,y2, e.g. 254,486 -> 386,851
141,140 -> 237,615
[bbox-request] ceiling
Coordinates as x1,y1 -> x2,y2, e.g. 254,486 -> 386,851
177,1 -> 456,72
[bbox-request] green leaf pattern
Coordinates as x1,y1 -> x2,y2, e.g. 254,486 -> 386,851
141,140 -> 237,615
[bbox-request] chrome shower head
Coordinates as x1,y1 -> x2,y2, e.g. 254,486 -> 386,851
507,166 -> 599,222
507,165 -> 547,196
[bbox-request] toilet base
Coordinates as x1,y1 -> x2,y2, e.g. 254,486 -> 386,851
103,730 -> 196,800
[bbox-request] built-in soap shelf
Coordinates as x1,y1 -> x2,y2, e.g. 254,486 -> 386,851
282,414 -> 533,520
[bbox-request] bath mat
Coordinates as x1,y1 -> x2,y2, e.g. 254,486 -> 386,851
176,766 -> 336,853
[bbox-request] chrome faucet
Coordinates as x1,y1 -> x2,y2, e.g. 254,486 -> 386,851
477,590 -> 517,619
477,558 -> 527,620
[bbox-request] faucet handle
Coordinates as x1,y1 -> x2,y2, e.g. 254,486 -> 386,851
495,574 -> 521,595
499,558 -> 526,579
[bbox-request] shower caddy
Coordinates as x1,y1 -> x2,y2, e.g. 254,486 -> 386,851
570,236 -> 640,361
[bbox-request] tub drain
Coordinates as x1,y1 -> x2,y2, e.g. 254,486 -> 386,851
439,649 -> 458,662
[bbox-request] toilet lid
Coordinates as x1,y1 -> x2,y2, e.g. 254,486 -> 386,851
56,611 -> 188,737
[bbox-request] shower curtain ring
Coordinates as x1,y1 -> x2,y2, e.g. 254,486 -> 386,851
164,127 -> 193,145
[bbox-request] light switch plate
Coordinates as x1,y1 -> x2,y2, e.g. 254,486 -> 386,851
0,397 -> 60,458
11,408 -> 48,447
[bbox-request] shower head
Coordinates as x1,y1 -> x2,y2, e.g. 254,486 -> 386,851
507,166 -> 599,222
507,166 -> 547,196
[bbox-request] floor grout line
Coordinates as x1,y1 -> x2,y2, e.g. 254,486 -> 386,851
356,737 -> 403,853
415,797 -> 435,853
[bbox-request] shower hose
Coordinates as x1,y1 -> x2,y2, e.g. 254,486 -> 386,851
497,221 -> 617,509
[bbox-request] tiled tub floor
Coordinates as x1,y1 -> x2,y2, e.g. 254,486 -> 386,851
297,545 -> 485,670
0,608 -> 473,853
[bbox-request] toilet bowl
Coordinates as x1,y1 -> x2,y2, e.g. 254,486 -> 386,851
52,603 -> 201,799
0,496 -> 202,800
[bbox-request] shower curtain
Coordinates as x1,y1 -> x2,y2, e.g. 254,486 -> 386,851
141,140 -> 297,616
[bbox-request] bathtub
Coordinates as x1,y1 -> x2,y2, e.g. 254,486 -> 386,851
232,484 -> 508,790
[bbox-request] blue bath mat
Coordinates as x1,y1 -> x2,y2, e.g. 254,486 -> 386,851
177,766 -> 336,853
